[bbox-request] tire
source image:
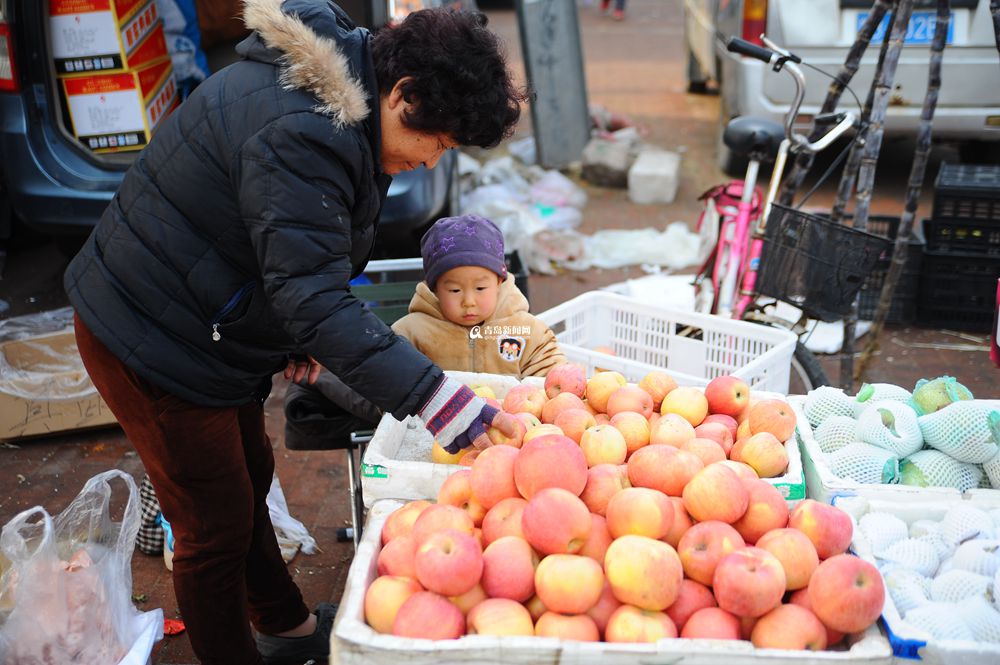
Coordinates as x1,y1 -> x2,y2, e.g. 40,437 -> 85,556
789,342 -> 829,394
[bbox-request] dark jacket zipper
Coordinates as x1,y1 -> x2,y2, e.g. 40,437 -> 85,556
211,282 -> 255,342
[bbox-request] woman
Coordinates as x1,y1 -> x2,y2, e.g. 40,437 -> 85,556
64,2 -> 524,663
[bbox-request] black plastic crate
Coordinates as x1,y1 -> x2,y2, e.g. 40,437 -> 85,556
932,163 -> 1000,223
857,216 -> 924,323
923,217 -> 1000,255
917,249 -> 1000,332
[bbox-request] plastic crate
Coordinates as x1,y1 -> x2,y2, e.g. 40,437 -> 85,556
923,216 -> 1000,255
932,162 -> 1000,224
536,292 -> 797,394
856,216 -> 924,323
917,250 -> 1000,332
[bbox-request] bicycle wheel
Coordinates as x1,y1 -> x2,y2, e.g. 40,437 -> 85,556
789,342 -> 829,394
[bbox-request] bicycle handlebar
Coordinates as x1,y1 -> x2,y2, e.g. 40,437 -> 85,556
725,37 -> 778,64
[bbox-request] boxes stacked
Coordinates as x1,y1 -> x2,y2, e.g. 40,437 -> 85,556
918,163 -> 1000,332
50,0 -> 178,153
857,215 -> 925,324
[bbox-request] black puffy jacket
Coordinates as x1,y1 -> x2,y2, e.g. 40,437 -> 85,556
64,0 -> 441,416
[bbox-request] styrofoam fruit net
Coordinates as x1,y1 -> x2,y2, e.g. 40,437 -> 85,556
992,509 -> 1000,531
857,401 -> 923,457
882,565 -> 933,597
931,569 -> 992,603
958,596 -> 1000,643
952,540 -> 1000,577
883,567 -> 930,616
814,415 -> 860,454
899,450 -> 984,492
828,441 -> 900,485
859,512 -> 909,554
942,504 -> 995,545
853,382 -> 913,418
918,531 -> 957,561
917,402 -> 1000,464
993,569 -> 1000,612
910,519 -> 942,539
877,538 -> 941,577
804,386 -> 856,428
909,375 -> 975,416
904,602 -> 975,641
985,451 -> 1000,490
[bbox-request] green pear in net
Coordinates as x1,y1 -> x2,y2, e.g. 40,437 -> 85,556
900,450 -> 983,492
957,595 -> 1000,643
814,415 -> 859,454
931,569 -> 992,603
909,375 -> 974,416
983,451 -> 1000,490
905,603 -> 975,641
857,401 -> 923,458
879,538 -> 941,577
941,504 -> 994,545
858,511 -> 908,553
917,402 -> 1000,464
853,382 -> 913,418
883,566 -> 930,615
828,441 -> 900,485
952,540 -> 1000,577
803,386 -> 855,428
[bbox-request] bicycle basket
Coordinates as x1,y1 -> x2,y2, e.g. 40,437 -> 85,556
756,204 -> 892,322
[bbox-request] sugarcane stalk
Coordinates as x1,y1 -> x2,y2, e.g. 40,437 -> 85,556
992,0 -> 1000,52
840,0 -> 915,391
856,0 -> 951,380
778,1 -> 891,207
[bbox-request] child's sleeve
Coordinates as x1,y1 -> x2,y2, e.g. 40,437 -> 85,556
521,316 -> 567,377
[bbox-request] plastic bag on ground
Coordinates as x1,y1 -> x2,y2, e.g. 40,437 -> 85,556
267,474 -> 318,561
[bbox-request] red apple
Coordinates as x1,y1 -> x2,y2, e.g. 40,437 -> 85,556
704,375 -> 750,417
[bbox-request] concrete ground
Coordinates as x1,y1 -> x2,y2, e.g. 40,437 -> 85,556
0,1 -> 996,663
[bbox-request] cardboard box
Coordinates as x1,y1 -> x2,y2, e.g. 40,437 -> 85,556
0,331 -> 117,441
62,56 -> 178,153
50,0 -> 167,75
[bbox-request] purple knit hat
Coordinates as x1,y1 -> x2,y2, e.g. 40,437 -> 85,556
421,214 -> 507,289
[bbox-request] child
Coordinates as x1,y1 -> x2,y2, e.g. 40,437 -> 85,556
284,214 -> 565,449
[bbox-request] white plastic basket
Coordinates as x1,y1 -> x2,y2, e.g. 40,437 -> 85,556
537,292 -> 797,394
331,499 -> 893,665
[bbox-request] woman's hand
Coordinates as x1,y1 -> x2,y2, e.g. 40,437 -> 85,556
284,355 -> 322,384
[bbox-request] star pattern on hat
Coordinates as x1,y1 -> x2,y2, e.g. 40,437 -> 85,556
437,235 -> 456,255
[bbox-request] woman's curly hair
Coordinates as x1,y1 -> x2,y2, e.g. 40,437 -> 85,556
371,8 -> 527,149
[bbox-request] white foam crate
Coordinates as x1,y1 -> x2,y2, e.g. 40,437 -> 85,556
362,384 -> 806,507
331,499 -> 893,665
835,495 -> 1000,665
790,396 -> 1000,505
536,291 -> 797,394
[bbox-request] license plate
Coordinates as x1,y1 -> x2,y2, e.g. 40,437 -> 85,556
858,10 -> 954,45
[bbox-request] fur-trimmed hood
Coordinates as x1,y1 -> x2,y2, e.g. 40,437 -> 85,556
240,0 -> 370,127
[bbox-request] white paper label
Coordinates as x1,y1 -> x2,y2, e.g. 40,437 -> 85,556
68,88 -> 144,136
50,12 -> 118,59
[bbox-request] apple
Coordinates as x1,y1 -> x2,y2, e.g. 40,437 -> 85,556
682,464 -> 750,524
716,459 -> 759,482
578,513 -> 614,563
364,575 -> 423,634
639,371 -> 678,411
605,487 -> 674,540
739,432 -> 789,478
554,408 -> 598,444
377,534 -> 418,579
586,579 -> 623,637
448,583 -> 488,615
704,413 -> 739,441
627,444 -> 703,497
681,607 -> 742,640
480,496 -> 528,545
604,605 -> 677,643
472,385 -> 497,400
788,499 -> 854,560
410,503 -> 475,547
712,547 -> 787,618
469,445 -> 520,509
522,487 -> 592,555
381,500 -> 432,545
731,479 -> 789,545
748,399 -> 796,442
788,587 -> 845,647
756,528 -> 818,591
541,391 -> 588,425
585,371 -> 628,413
751,604 -> 827,650
704,375 -> 750,417
693,421 -> 734,455
676,520 -> 745,586
580,463 -> 630,516
609,411 -> 650,456
544,363 -> 588,399
660,386 -> 709,426
604,535 -> 683,611
466,597 -> 535,636
736,418 -> 752,441
807,554 -> 885,634
514,434 -> 589,499
525,594 -> 547,622
481,535 -> 539,602
392,591 -> 465,639
580,424 -> 629,467
487,416 -> 527,448
648,413 -> 697,447
437,468 -> 486,526
514,412 -> 543,430
665,579 -> 717,632
534,553 -> 605,614
680,437 -> 727,466
502,383 -> 547,420
414,528 -> 484,597
522,423 -> 565,444
661,496 -> 694,549
607,384 -> 654,419
534,611 -> 601,641
432,440 -> 465,465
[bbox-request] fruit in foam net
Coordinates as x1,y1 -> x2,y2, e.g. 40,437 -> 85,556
909,375 -> 974,415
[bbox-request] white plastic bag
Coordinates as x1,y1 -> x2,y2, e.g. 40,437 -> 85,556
0,470 -> 163,664
267,474 -> 318,561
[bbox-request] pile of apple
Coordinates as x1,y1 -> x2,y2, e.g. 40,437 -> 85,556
365,366 -> 886,649
433,365 -> 793,481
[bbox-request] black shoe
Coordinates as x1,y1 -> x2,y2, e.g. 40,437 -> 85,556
256,603 -> 337,665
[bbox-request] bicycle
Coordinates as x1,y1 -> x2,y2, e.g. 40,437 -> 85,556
692,35 -> 890,394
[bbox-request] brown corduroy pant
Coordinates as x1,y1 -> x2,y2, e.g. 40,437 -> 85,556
74,313 -> 309,664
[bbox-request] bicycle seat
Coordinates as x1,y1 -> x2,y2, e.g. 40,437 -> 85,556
723,117 -> 785,161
